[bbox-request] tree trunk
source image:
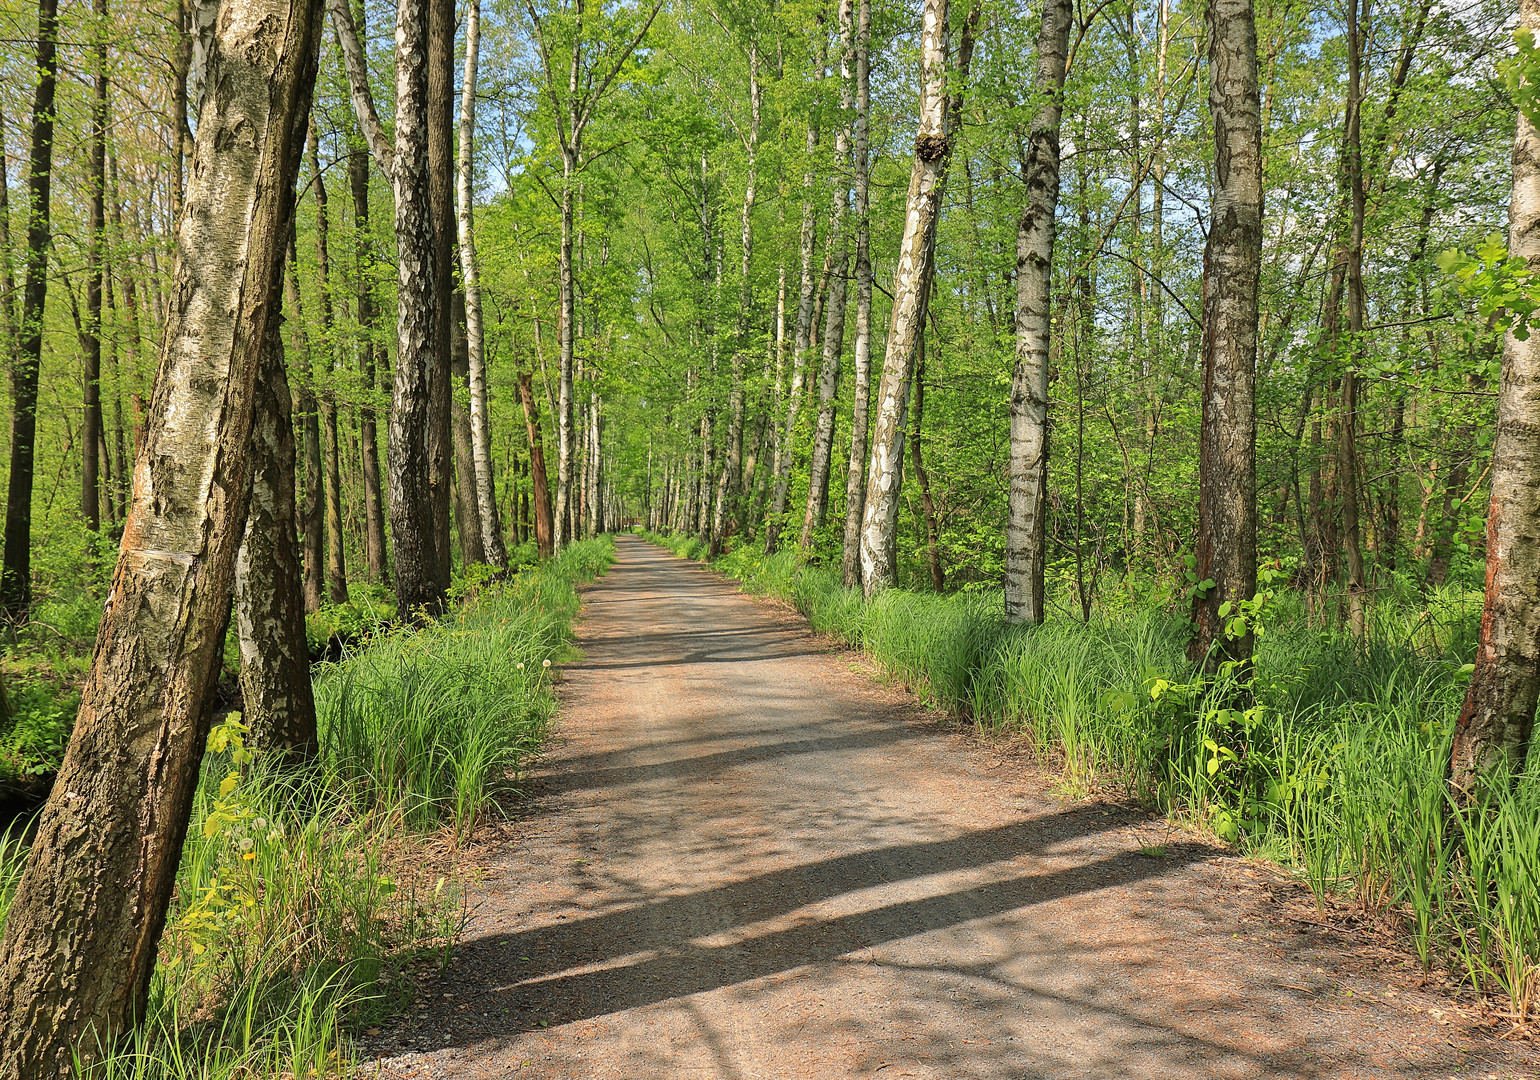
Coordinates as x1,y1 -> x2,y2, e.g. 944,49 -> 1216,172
387,0 -> 444,615
1449,0 -> 1540,790
284,242 -> 326,613
763,60 -> 824,555
458,0 -> 508,567
711,43 -> 761,557
555,146 -> 578,549
857,0 -> 951,595
82,0 -> 109,533
1186,0 -> 1262,670
451,294 -> 486,565
1,0 -> 59,618
0,0 -> 321,1063
1004,0 -> 1071,625
347,113 -> 390,583
801,234 -> 850,550
307,125 -> 349,606
426,0 -> 454,587
1338,0 -> 1367,639
840,0 -> 872,588
236,313 -> 318,760
912,329 -> 944,591
519,369 -> 555,558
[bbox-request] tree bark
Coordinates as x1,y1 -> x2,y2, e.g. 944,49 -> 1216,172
840,0 -> 872,588
426,0 -> 455,587
1187,0 -> 1262,670
912,330 -> 944,591
236,313 -> 319,760
82,0 -> 109,533
307,125 -> 349,606
1004,0 -> 1072,624
763,57 -> 824,555
331,0 -> 444,615
857,0 -> 951,595
284,241 -> 326,613
2,0 -> 60,618
0,0 -> 321,1063
519,368 -> 555,558
451,293 -> 487,565
458,0 -> 508,567
347,110 -> 390,583
1450,0 -> 1540,790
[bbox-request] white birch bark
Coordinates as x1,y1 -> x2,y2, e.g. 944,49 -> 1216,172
1004,0 -> 1072,625
858,0 -> 951,595
458,0 -> 507,567
0,0 -> 322,1063
839,0 -> 872,587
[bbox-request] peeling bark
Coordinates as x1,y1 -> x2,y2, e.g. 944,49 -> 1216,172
0,0 -> 322,1064
1004,0 -> 1071,625
1187,0 -> 1262,670
858,0 -> 951,595
1450,0 -> 1540,790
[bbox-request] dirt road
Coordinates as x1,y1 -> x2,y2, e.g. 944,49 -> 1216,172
369,536 -> 1535,1078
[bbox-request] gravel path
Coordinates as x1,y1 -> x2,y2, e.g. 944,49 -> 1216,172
367,536 -> 1537,1079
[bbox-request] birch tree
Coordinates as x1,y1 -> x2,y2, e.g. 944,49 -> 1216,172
460,0 -> 509,568
1187,0 -> 1262,669
1004,0 -> 1073,625
330,0 -> 445,614
0,0 -> 323,1064
1449,0 -> 1540,791
839,0 -> 873,588
857,0 -> 951,595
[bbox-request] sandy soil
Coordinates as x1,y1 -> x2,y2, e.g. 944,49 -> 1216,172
364,536 -> 1538,1079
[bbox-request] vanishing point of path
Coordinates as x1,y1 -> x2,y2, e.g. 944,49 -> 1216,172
369,536 -> 1537,1079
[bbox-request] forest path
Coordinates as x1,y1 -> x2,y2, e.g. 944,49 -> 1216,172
367,536 -> 1533,1079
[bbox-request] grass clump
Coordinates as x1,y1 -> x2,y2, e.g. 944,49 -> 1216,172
2,537 -> 614,1079
648,532 -> 1540,1022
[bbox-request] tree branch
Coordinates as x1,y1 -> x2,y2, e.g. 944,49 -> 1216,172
328,0 -> 394,176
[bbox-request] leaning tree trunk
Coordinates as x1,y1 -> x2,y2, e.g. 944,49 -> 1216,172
1450,0 -> 1540,792
1,0 -> 59,618
236,315 -> 319,761
0,0 -> 321,1066
458,0 -> 508,567
1186,0 -> 1262,670
858,0 -> 951,596
519,369 -> 555,558
840,0 -> 872,588
1004,0 -> 1072,625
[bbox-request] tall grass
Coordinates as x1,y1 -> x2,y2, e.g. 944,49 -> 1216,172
3,538 -> 614,1078
666,534 -> 1540,1021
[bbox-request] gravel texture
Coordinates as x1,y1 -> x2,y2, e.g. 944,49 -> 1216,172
362,536 -> 1538,1079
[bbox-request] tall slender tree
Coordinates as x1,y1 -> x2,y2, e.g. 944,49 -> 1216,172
2,0 -> 60,618
1187,0 -> 1263,669
1004,0 -> 1073,625
858,0 -> 951,595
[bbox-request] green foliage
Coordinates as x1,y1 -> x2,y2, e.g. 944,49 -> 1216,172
1437,234 -> 1540,340
0,681 -> 81,787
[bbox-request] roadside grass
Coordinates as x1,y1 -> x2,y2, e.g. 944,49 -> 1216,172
656,533 -> 1540,1023
1,537 -> 614,1078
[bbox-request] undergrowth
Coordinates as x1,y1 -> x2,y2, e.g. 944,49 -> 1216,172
1,537 -> 615,1078
649,532 -> 1540,1023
